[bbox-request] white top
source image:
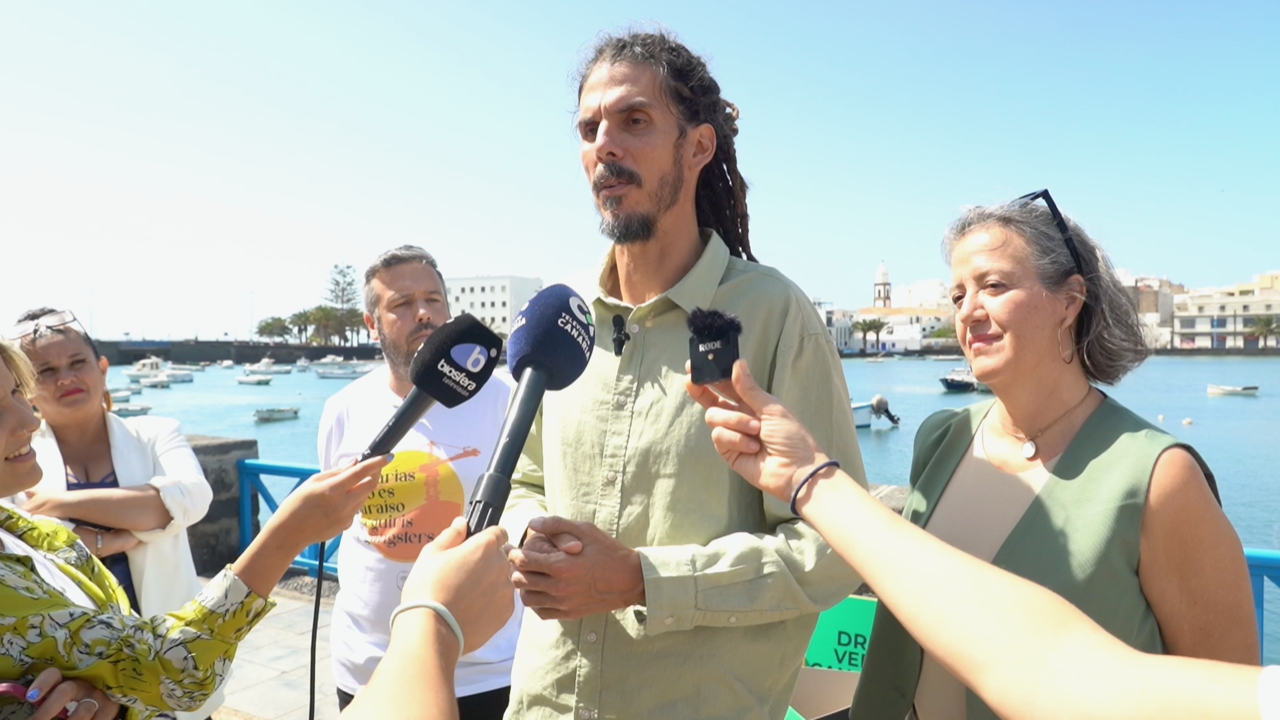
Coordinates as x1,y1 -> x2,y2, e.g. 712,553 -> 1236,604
0,527 -> 96,608
1260,666 -> 1280,720
321,364 -> 521,698
915,416 -> 1057,720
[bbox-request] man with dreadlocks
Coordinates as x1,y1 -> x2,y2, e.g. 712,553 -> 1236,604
501,30 -> 866,720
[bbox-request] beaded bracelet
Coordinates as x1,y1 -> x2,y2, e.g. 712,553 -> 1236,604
390,600 -> 465,660
789,460 -> 841,516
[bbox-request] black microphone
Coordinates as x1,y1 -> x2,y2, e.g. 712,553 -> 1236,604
357,315 -> 503,462
687,308 -> 742,385
466,285 -> 596,534
612,314 -> 630,356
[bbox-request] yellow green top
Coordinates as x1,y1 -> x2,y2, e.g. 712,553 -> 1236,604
0,505 -> 275,719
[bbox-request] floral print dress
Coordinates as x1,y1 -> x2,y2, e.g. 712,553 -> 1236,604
0,506 -> 274,719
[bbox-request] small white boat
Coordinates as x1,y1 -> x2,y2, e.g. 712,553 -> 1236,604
106,384 -> 133,394
122,357 -> 165,380
896,354 -> 928,361
218,360 -> 234,368
237,374 -> 273,386
162,370 -> 194,383
1207,384 -> 1259,396
245,358 -> 293,375
294,358 -> 311,372
113,403 -> 152,417
313,354 -> 348,365
128,382 -> 143,392
167,363 -> 204,372
315,365 -> 374,379
109,390 -> 133,404
851,395 -> 901,428
932,354 -> 965,361
254,407 -> 300,422
140,376 -> 170,389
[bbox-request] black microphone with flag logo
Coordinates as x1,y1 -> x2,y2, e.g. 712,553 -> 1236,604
357,314 -> 503,462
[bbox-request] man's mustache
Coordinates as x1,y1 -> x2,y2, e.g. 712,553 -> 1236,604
592,162 -> 642,195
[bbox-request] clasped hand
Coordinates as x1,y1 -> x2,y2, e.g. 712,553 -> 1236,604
507,516 -> 645,620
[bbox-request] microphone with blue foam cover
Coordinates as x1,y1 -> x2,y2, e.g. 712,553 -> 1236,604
358,314 -> 503,462
466,284 -> 596,534
687,308 -> 742,385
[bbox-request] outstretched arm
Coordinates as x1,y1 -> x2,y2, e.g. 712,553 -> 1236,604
687,360 -> 1263,720
342,518 -> 515,720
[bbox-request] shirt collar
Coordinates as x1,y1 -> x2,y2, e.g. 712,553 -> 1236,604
593,230 -> 730,314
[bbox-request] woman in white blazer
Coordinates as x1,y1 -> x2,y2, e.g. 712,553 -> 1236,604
8,308 -> 219,720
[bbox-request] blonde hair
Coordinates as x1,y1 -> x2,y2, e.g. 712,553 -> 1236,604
0,339 -> 37,397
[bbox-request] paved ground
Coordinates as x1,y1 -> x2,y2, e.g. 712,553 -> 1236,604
212,581 -> 339,720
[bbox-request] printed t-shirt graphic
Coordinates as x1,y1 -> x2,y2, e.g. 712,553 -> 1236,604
360,446 -> 477,561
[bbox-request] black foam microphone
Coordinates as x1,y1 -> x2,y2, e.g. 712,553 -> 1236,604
357,314 -> 503,462
612,314 -> 630,356
466,284 -> 595,534
688,308 -> 742,385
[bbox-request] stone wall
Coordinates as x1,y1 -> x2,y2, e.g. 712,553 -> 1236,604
187,435 -> 259,576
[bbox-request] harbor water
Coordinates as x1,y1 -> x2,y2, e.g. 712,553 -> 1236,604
107,355 -> 1280,660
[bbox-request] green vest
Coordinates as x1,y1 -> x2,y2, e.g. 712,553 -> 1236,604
848,395 -> 1218,720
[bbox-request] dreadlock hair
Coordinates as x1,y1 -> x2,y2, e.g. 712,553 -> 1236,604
577,29 -> 756,262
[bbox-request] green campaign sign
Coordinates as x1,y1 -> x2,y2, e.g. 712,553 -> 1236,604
803,595 -> 877,673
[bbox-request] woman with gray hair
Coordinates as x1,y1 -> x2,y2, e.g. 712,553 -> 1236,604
848,190 -> 1258,720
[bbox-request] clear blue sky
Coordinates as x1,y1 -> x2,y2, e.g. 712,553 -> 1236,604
1,1 -> 1276,340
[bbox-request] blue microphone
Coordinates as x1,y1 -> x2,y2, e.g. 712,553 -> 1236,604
465,284 -> 595,534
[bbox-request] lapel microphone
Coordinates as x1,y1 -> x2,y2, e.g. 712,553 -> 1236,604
612,314 -> 631,356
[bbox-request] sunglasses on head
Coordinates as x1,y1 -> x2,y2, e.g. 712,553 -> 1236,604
1010,189 -> 1085,277
6,310 -> 81,341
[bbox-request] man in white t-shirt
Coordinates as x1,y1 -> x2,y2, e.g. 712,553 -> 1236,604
319,245 -> 520,720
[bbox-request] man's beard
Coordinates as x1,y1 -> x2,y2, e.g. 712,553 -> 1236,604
377,316 -> 439,381
595,137 -> 685,245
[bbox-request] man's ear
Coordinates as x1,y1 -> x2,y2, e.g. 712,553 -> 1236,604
364,311 -> 379,341
687,122 -> 717,176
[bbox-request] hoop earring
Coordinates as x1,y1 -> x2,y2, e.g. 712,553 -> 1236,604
1057,326 -> 1076,365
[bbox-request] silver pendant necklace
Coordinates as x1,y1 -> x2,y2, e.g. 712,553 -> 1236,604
1000,386 -> 1094,460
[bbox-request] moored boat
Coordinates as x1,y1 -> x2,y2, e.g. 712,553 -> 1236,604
140,376 -> 170,389
315,365 -> 374,379
254,407 -> 300,422
162,370 -> 193,383
113,403 -> 152,417
295,358 -> 311,372
236,374 -> 273,386
245,358 -> 293,375
218,359 -> 235,368
1207,384 -> 1259,396
851,394 -> 901,428
168,363 -> 204,372
109,390 -> 133,404
932,354 -> 965,361
122,357 -> 165,380
939,367 -> 977,392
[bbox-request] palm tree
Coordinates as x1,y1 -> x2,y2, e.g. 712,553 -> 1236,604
1254,315 -> 1277,349
857,318 -> 890,351
853,319 -> 875,351
289,310 -> 313,344
309,305 -> 341,345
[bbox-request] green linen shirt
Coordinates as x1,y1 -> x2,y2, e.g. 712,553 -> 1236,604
503,233 -> 867,720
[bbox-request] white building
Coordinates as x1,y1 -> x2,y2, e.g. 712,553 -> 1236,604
446,275 -> 542,335
1173,271 -> 1280,349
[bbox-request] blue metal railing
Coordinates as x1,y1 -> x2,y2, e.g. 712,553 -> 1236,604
237,459 -> 336,576
234,458 -> 1280,657
1246,547 -> 1280,661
